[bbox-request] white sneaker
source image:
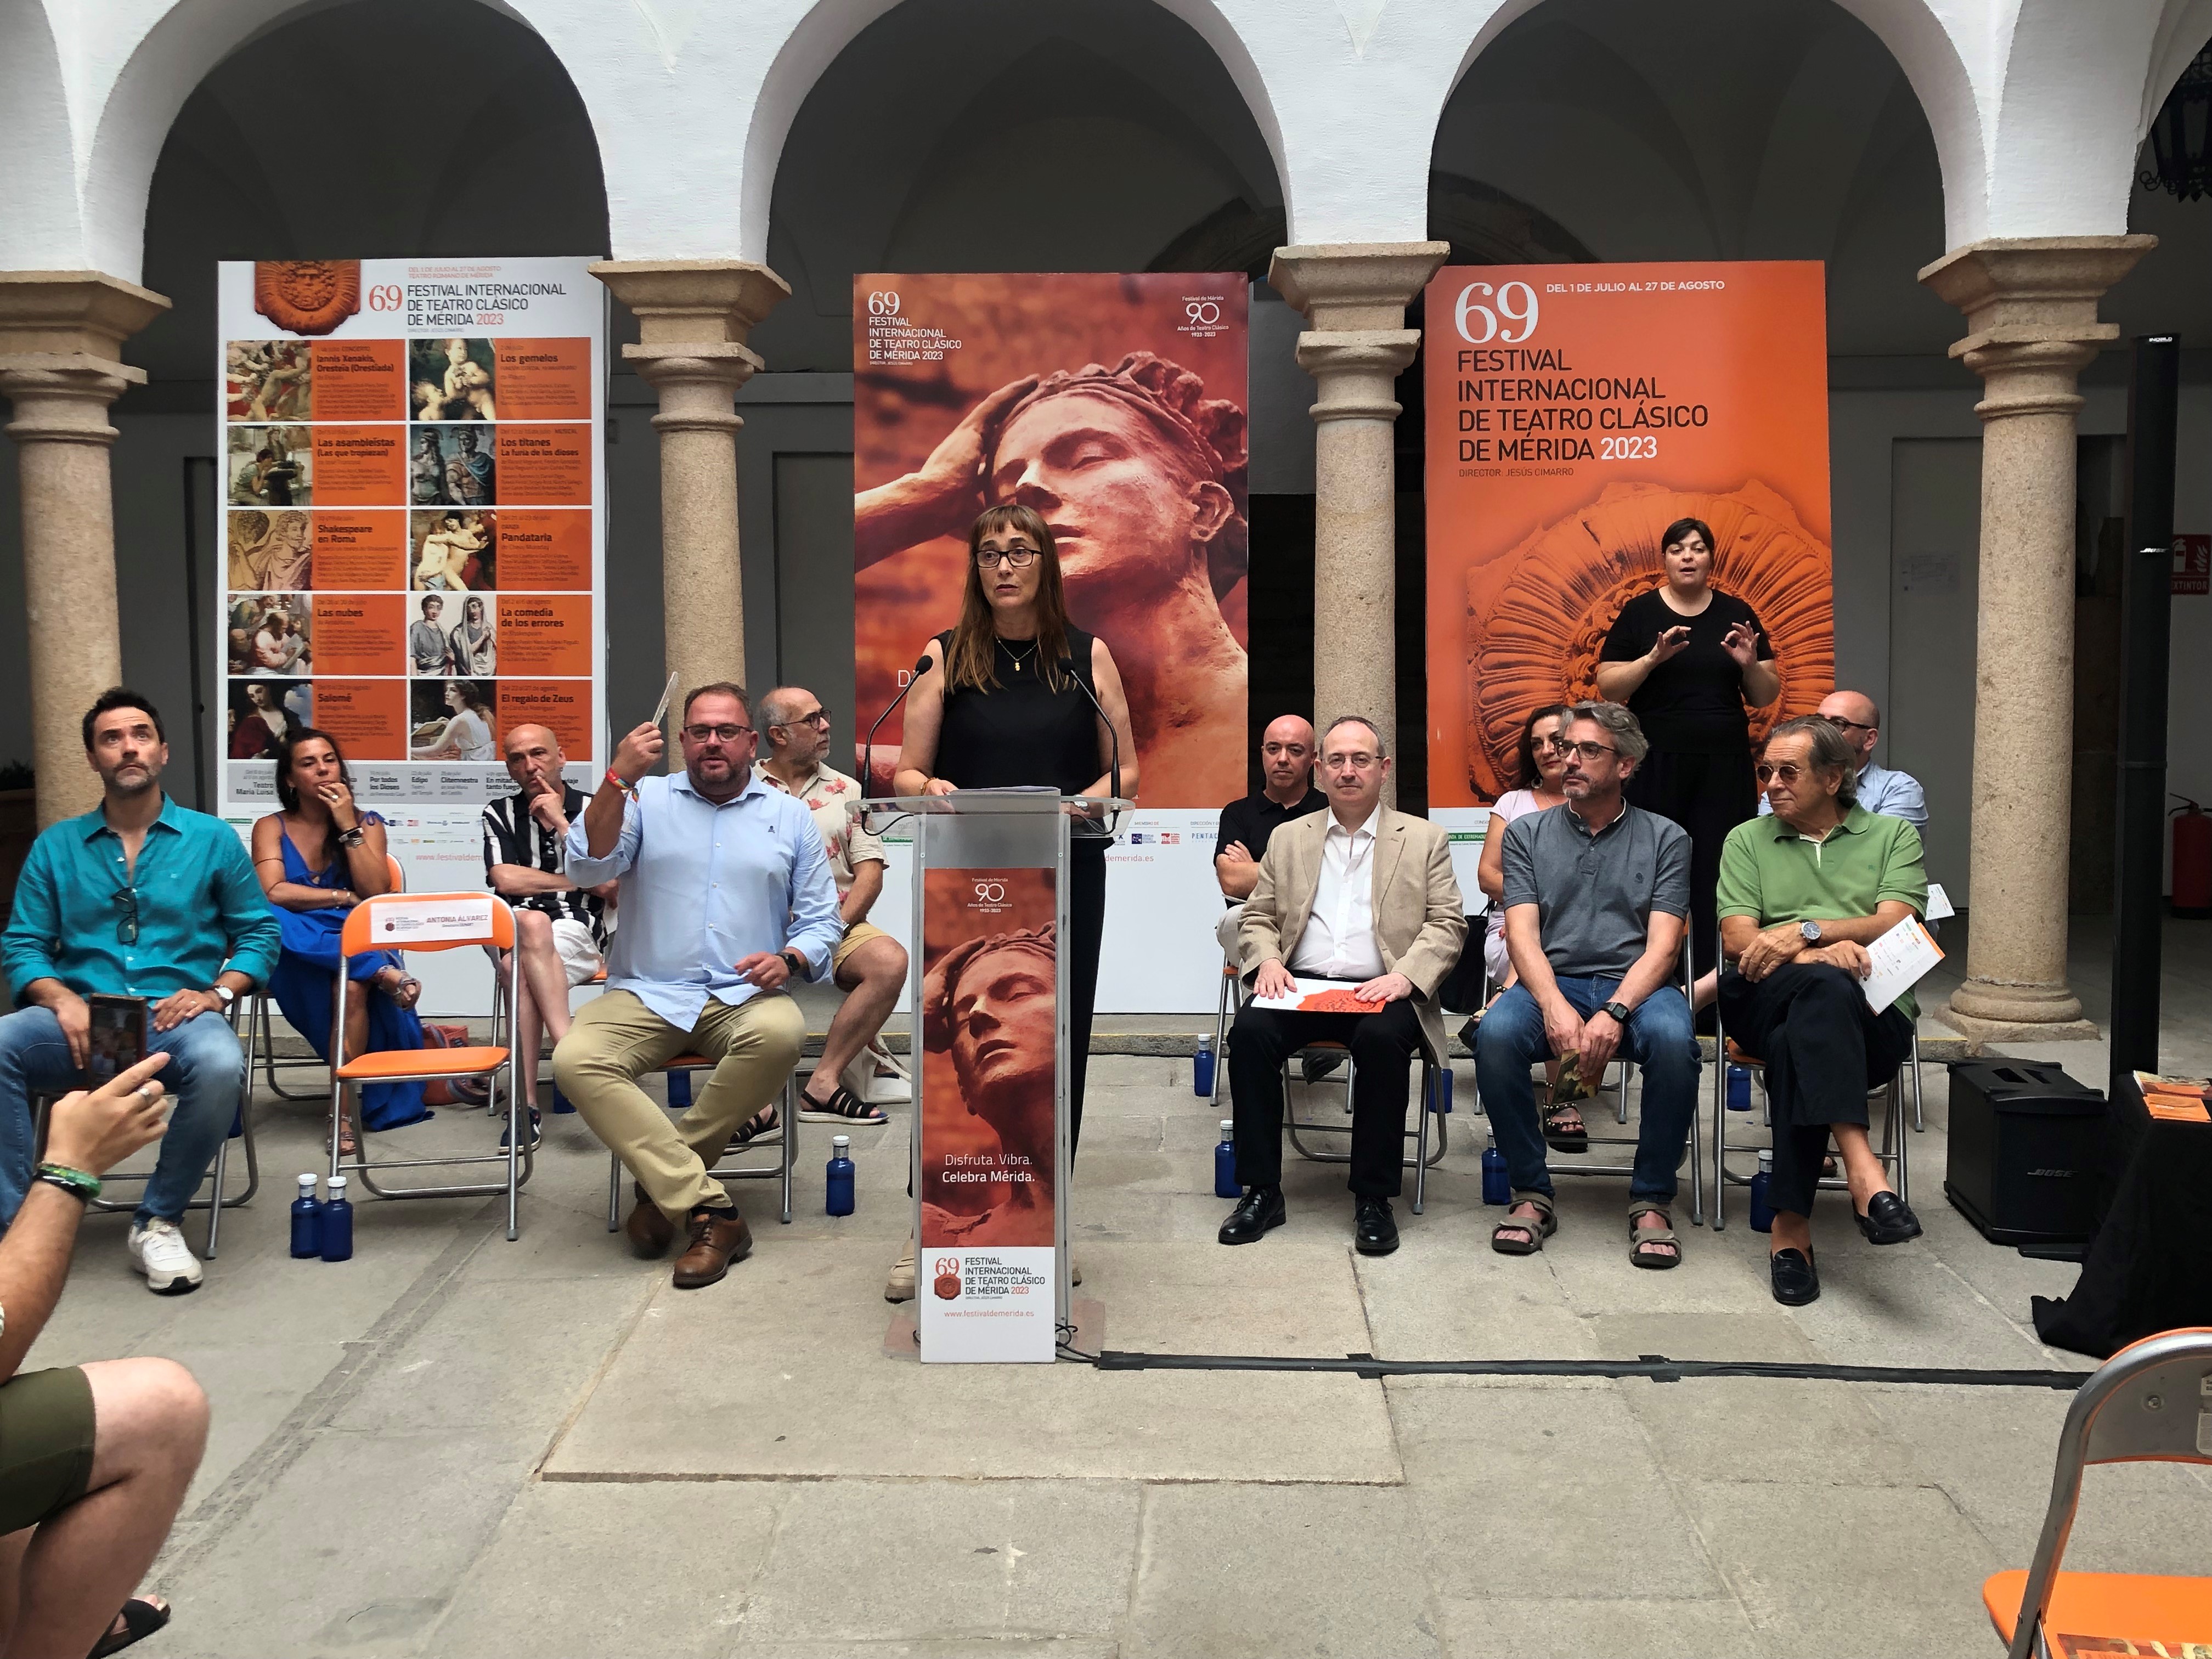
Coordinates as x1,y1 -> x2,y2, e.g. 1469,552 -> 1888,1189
127,1220 -> 204,1295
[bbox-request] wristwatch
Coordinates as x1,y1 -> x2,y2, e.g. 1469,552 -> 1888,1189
1601,1000 -> 1630,1023
1799,920 -> 1824,944
213,985 -> 236,1010
778,949 -> 806,978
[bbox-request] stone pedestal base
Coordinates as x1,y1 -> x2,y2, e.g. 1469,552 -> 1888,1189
1929,998 -> 2100,1048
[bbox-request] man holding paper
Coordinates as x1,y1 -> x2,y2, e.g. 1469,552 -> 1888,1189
1717,714 -> 1930,1307
1217,716 -> 1465,1257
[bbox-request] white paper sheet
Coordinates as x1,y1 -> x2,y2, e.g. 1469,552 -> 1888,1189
1249,975 -> 1377,1014
1925,882 -> 1955,921
1859,915 -> 1944,1013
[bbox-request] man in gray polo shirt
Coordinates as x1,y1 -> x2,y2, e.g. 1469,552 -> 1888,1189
1475,701 -> 1701,1267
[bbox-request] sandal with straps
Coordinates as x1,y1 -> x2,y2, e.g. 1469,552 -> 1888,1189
798,1081 -> 888,1125
1627,1204 -> 1682,1270
91,1595 -> 171,1657
1490,1193 -> 1556,1255
729,1102 -> 781,1148
1542,1102 -> 1588,1153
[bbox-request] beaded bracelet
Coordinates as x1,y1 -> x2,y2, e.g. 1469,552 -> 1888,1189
33,1163 -> 100,1203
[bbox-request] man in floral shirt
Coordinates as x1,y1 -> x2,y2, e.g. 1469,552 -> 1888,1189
754,687 -> 909,1125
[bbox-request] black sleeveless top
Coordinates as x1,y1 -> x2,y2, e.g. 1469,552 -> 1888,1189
933,625 -> 1103,801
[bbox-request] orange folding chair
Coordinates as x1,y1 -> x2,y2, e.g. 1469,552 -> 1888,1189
328,890 -> 530,1239
252,855 -> 409,1105
1984,1327 -> 2212,1657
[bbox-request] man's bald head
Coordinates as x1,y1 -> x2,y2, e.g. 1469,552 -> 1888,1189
1815,690 -> 1880,767
1259,714 -> 1317,801
501,723 -> 565,794
758,685 -> 830,765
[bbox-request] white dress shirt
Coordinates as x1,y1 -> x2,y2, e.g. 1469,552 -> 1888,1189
1288,806 -> 1386,980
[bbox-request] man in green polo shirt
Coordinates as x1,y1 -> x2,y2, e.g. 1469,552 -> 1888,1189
1716,715 -> 1927,1308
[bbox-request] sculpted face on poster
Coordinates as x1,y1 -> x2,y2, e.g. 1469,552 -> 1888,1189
850,273 -> 1248,1014
1422,262 -> 1834,880
916,866 -> 1062,1363
216,258 -> 605,1004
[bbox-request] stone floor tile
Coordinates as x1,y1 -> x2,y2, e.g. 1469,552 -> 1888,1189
1436,1593 -> 1764,1659
1619,1375 -> 1921,1487
1081,1237 -> 1372,1357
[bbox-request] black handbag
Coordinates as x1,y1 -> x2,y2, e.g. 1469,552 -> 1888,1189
1435,920 -> 1488,1015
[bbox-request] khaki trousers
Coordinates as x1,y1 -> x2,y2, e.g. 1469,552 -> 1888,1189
552,988 -> 803,1217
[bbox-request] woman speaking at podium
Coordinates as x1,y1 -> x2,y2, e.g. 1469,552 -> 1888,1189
894,504 -> 1139,1161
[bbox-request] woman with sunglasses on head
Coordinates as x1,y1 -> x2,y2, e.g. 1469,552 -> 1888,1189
1594,516 -> 1779,984
883,504 -> 1140,1300
250,730 -> 428,1152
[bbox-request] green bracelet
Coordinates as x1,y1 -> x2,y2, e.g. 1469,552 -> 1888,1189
33,1163 -> 100,1203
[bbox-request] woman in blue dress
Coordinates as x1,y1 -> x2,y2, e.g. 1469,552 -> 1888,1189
249,729 -> 430,1150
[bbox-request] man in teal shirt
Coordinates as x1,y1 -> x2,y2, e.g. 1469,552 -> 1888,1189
1717,714 -> 1928,1308
0,690 -> 279,1294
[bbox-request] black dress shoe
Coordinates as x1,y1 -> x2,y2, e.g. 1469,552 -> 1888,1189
1300,1050 -> 1345,1084
1770,1246 -> 1820,1305
1855,1190 -> 1923,1245
1218,1186 -> 1285,1245
1354,1197 -> 1399,1256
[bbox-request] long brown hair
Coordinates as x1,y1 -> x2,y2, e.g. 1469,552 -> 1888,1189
945,505 -> 1074,693
275,727 -> 356,875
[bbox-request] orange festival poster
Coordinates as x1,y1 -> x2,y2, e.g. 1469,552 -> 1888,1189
1423,262 -> 1833,812
852,273 -> 1248,809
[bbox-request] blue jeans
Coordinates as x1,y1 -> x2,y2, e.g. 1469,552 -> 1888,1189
0,1006 -> 242,1227
1474,976 -> 1701,1204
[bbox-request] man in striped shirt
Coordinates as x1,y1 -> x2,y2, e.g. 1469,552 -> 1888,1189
484,724 -> 612,1121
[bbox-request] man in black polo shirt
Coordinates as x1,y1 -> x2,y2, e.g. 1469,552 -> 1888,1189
1215,714 -> 1324,953
483,723 -> 613,1128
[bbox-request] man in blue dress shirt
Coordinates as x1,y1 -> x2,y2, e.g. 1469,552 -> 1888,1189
1757,691 -> 1927,828
555,682 -> 842,1289
0,690 -> 280,1295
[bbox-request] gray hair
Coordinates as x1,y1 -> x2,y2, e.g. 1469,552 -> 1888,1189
1321,714 -> 1387,760
1566,701 -> 1647,766
1766,714 -> 1859,807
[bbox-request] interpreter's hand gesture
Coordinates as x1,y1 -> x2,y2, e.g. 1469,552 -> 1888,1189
611,721 -> 664,788
1353,971 -> 1414,1005
1252,959 -> 1296,1001
45,1053 -> 172,1177
903,376 -> 1040,540
317,778 -> 360,832
1647,624 -> 1693,666
1720,622 -> 1760,670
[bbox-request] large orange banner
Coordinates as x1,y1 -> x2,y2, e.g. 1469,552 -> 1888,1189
851,274 -> 1248,809
1423,262 -> 1833,812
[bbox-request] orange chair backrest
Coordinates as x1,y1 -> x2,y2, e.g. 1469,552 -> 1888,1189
338,890 -> 515,957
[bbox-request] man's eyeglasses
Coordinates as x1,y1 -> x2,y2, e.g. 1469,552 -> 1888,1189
114,887 -> 139,945
1821,715 -> 1875,735
682,724 -> 755,744
975,547 -> 1039,568
774,708 -> 832,731
1562,741 -> 1618,761
1754,761 -> 1807,783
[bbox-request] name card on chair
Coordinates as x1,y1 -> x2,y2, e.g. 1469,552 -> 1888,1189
371,895 -> 494,944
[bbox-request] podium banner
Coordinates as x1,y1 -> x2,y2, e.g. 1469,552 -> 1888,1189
1422,261 -> 1833,831
917,865 -> 1059,1363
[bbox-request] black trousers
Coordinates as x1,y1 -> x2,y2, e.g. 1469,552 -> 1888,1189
1627,745 -> 1757,980
1227,999 -> 1423,1199
1718,962 -> 1912,1217
1067,839 -> 1106,1158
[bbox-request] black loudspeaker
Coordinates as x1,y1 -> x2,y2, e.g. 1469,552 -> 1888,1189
1944,1061 -> 2106,1246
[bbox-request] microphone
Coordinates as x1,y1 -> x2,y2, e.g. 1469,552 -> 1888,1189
1060,655 -> 1122,838
861,651 -> 935,797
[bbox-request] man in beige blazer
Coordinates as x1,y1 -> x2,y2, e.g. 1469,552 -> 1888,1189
1222,716 -> 1467,1256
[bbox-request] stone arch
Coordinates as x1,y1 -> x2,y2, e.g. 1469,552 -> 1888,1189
0,5 -> 85,268
2142,0 -> 2212,134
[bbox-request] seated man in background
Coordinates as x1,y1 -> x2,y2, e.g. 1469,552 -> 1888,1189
754,685 -> 906,1126
0,690 -> 279,1296
1475,702 -> 1700,1268
555,685 -> 841,1290
1217,716 -> 1465,1258
1718,714 -> 1928,1308
483,723 -> 612,1136
1758,690 -> 1926,829
1213,715 -> 1331,1079
0,1054 -> 210,1657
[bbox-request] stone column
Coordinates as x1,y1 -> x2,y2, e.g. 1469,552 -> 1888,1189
1919,235 -> 2154,1042
0,272 -> 171,826
588,260 -> 789,721
1267,242 -> 1447,798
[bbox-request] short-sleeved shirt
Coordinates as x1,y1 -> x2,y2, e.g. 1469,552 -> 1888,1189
482,783 -> 607,947
754,762 -> 883,898
1716,806 -> 1930,1016
1600,586 -> 1774,753
1499,802 -> 1691,979
1215,787 -> 1326,907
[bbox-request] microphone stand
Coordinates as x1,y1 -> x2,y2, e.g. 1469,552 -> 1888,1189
1060,656 -> 1122,839
861,652 -> 934,797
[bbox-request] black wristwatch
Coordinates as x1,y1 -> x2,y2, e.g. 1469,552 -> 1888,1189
778,949 -> 806,978
1601,1000 -> 1630,1024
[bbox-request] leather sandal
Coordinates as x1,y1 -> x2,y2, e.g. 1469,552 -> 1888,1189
1491,1192 -> 1556,1255
798,1082 -> 888,1125
91,1595 -> 171,1657
1627,1204 -> 1681,1269
1543,1102 -> 1588,1153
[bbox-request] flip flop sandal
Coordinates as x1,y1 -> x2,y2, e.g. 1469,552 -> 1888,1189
1627,1205 -> 1682,1270
1490,1194 -> 1556,1255
729,1102 -> 780,1148
92,1595 -> 171,1657
1542,1103 -> 1588,1153
798,1082 -> 889,1125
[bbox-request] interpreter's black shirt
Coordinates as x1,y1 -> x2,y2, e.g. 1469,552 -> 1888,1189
1215,788 -> 1327,905
1599,586 -> 1774,754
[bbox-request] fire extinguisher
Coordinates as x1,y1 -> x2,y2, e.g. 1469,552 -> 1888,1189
2175,797 -> 2212,919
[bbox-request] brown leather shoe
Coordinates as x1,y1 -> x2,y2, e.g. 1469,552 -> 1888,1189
624,1184 -> 674,1259
672,1205 -> 752,1289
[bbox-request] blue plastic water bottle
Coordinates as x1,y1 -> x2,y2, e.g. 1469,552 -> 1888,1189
550,1080 -> 576,1115
319,1175 -> 354,1261
1214,1119 -> 1240,1199
1726,1063 -> 1752,1111
1429,1068 -> 1454,1114
1748,1149 -> 1775,1232
826,1135 -> 855,1216
1192,1037 -> 1216,1098
1481,1143 -> 1510,1206
666,1069 -> 692,1108
289,1172 -> 321,1259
